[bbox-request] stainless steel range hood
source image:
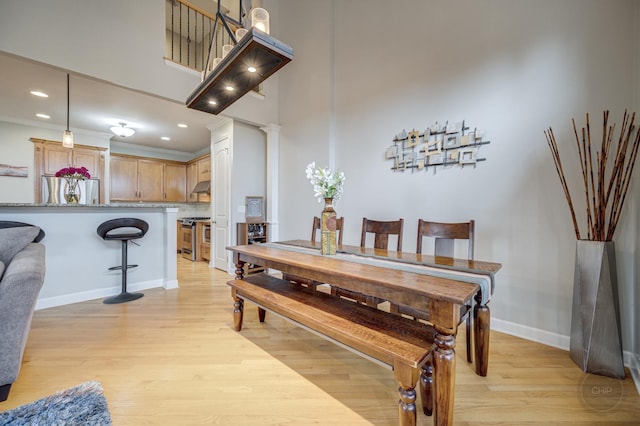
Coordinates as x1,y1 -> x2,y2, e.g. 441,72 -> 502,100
191,180 -> 211,194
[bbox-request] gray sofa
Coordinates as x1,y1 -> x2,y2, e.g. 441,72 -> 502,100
0,223 -> 46,402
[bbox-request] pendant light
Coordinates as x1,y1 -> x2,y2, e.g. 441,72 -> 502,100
62,73 -> 74,148
186,2 -> 292,115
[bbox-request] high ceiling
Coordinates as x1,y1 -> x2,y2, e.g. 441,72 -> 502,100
0,1 -> 253,155
0,51 -> 218,155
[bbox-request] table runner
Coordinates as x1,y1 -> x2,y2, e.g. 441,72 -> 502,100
262,241 -> 493,304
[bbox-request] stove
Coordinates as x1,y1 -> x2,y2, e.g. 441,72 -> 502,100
180,216 -> 211,225
179,217 -> 211,260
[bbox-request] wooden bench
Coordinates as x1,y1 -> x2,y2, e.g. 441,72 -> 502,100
228,273 -> 437,425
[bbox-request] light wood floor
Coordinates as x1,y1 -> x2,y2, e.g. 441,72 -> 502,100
2,256 -> 639,425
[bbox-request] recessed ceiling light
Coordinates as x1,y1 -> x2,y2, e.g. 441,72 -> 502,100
161,136 -> 171,141
226,85 -> 234,91
209,100 -> 217,105
247,66 -> 257,73
178,123 -> 188,128
35,113 -> 50,119
30,90 -> 48,98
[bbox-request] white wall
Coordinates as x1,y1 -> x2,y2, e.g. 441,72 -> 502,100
231,121 -> 267,227
277,0 -> 639,359
278,0 -> 336,234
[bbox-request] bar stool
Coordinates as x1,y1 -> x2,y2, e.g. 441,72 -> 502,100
97,218 -> 149,304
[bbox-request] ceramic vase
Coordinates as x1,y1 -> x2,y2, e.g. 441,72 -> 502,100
321,198 -> 337,255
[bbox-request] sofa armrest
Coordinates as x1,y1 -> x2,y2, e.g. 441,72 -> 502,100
0,243 -> 46,386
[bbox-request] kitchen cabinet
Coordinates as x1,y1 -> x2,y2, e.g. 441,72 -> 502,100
195,221 -> 211,261
185,162 -> 199,202
185,154 -> 210,203
164,163 -> 186,202
198,155 -> 211,181
236,222 -> 268,274
110,155 -> 140,201
138,159 -> 165,201
110,154 -> 186,202
110,155 -> 137,200
31,138 -> 106,203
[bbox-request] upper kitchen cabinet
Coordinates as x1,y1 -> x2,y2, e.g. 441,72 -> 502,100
164,162 -> 186,202
31,138 -> 106,203
110,155 -> 141,201
137,158 -> 165,201
198,155 -> 211,181
110,154 -> 186,202
186,154 -> 211,203
186,162 -> 198,202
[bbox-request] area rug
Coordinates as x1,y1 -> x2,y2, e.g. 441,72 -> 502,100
0,381 -> 111,425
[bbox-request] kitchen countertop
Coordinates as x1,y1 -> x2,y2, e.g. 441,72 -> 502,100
0,203 -> 181,208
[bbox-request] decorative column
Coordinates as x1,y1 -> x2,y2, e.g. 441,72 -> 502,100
260,124 -> 280,242
164,207 -> 179,289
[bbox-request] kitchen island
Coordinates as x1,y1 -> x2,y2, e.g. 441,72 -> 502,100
0,203 -> 179,309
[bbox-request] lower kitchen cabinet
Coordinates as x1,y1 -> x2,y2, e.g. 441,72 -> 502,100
200,243 -> 210,261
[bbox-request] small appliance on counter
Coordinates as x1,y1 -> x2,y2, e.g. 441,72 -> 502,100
41,175 -> 100,205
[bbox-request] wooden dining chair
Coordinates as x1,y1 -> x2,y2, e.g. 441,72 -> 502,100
360,217 -> 404,251
310,215 -> 344,245
331,217 -> 404,306
282,216 -> 344,290
391,219 -> 475,363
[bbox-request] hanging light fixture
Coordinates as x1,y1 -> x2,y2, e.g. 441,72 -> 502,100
62,73 -> 74,148
186,2 -> 293,115
110,122 -> 136,138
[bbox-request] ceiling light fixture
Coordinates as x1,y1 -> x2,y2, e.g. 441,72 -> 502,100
62,73 -> 74,149
178,123 -> 188,128
30,90 -> 48,98
110,122 -> 135,138
161,136 -> 171,141
36,113 -> 50,119
186,3 -> 293,116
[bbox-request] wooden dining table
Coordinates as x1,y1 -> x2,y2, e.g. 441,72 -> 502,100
227,240 -> 502,426
284,240 -> 501,374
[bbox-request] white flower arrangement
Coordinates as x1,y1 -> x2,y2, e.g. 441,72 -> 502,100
305,162 -> 346,202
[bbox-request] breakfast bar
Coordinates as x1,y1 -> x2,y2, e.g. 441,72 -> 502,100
0,203 -> 179,308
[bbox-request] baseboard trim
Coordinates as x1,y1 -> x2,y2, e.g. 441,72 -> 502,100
627,352 -> 640,396
491,318 -> 570,350
164,279 -> 179,290
492,318 -> 640,394
35,279 -> 165,310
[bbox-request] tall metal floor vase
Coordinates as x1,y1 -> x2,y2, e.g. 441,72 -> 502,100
545,110 -> 640,379
569,241 -> 624,378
